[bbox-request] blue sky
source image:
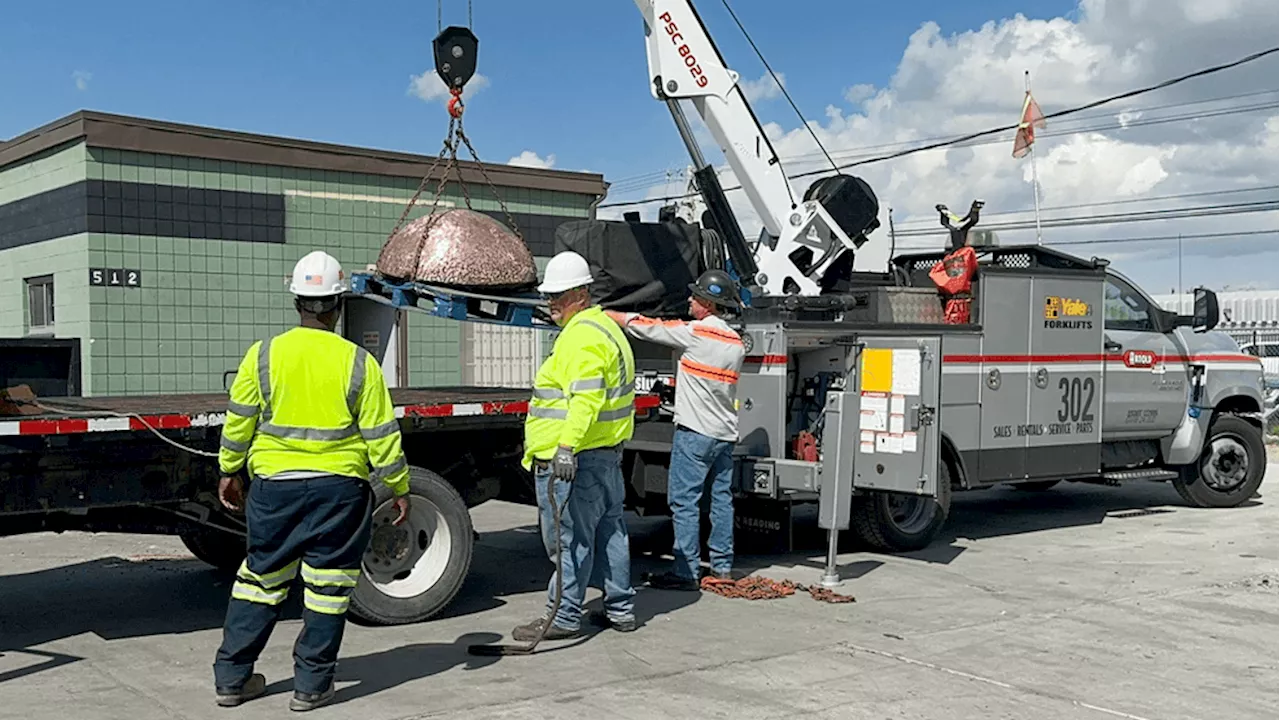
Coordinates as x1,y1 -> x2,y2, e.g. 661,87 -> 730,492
2,0 -> 1074,181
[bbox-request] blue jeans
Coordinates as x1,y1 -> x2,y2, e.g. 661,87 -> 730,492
669,426 -> 735,580
535,446 -> 635,630
214,475 -> 372,695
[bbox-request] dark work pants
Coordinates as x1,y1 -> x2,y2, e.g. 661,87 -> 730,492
213,475 -> 373,695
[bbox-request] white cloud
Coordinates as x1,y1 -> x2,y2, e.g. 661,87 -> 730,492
408,70 -> 489,104
72,71 -> 91,91
609,0 -> 1278,289
507,150 -> 556,169
738,71 -> 786,103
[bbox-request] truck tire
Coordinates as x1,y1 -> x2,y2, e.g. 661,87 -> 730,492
179,527 -> 246,572
851,466 -> 952,552
349,466 -> 475,626
1172,414 -> 1266,509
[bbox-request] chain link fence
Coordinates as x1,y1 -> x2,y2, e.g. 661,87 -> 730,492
1223,326 -> 1279,438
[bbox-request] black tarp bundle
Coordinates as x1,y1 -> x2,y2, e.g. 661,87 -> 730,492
553,218 -> 703,317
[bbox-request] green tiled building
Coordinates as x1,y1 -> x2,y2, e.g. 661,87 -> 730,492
0,111 -> 607,396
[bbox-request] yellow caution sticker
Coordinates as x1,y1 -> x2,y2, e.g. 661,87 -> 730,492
860,348 -> 893,393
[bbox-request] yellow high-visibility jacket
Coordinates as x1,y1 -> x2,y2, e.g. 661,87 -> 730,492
522,306 -> 635,470
218,326 -> 410,496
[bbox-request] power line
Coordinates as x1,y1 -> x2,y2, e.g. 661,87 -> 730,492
1050,229 -> 1276,247
613,100 -> 1275,196
598,46 -> 1279,209
779,88 -> 1279,163
601,101 -> 1277,205
891,201 -> 1278,237
892,185 -> 1279,226
892,229 -> 1277,254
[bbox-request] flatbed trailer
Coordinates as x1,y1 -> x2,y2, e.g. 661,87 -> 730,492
0,383 -> 658,625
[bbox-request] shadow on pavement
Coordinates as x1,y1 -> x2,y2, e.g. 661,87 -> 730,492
1,478 -> 1253,685
630,479 -> 1247,584
259,632 -> 504,705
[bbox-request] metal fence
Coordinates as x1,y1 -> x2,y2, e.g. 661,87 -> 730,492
1222,326 -> 1280,436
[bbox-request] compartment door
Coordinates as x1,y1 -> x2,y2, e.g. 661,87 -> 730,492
847,336 -> 942,497
976,274 -> 1032,481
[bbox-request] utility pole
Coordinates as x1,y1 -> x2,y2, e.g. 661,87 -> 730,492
888,206 -> 897,268
1177,233 -> 1184,298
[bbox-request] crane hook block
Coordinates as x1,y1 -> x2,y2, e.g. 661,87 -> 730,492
434,26 -> 479,92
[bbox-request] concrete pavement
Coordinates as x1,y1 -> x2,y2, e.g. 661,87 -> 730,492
1,469 -> 1276,720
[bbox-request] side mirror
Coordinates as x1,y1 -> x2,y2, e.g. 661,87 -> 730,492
1192,287 -> 1219,333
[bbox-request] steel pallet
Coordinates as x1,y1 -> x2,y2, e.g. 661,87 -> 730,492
349,272 -> 552,328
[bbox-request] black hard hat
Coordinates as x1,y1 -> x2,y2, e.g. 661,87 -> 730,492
689,269 -> 742,308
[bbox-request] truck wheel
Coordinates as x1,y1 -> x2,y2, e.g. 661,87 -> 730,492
350,466 -> 475,626
179,527 -> 247,572
1172,414 -> 1266,509
851,469 -> 952,552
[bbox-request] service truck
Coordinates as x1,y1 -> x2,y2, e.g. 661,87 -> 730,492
1,0 -> 1268,623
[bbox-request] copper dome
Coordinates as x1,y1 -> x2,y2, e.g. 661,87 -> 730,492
376,209 -> 538,289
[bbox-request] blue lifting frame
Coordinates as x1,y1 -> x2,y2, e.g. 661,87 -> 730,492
349,272 -> 553,329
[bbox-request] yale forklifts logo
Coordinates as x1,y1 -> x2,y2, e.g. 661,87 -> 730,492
1044,296 -> 1093,330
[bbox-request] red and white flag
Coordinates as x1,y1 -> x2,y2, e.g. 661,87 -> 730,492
1012,91 -> 1046,158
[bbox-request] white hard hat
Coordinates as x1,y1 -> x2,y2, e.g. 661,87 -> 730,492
290,251 -> 348,297
537,251 -> 594,294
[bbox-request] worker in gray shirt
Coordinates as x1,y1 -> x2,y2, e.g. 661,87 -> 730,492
605,269 -> 746,591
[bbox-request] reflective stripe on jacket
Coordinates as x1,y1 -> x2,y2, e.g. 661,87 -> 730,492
218,326 -> 411,496
620,313 -> 744,442
522,306 -> 635,470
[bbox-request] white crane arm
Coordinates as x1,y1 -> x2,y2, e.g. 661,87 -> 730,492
632,0 -> 876,297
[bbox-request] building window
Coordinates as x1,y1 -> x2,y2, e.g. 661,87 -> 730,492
26,275 -> 55,333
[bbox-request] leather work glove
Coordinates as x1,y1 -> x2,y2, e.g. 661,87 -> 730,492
552,445 -> 577,482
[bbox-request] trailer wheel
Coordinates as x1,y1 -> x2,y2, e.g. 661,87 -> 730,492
350,466 -> 475,626
851,466 -> 952,552
179,527 -> 246,572
1172,414 -> 1266,509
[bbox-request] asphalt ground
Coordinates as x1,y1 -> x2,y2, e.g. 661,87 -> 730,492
1,467 -> 1276,720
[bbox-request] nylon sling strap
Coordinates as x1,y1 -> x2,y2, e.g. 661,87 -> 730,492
257,338 -> 372,441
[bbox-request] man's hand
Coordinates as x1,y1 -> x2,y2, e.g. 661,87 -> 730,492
603,310 -> 629,326
218,475 -> 245,511
552,445 -> 577,482
391,495 -> 411,526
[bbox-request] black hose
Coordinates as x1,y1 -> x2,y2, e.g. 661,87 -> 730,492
468,471 -> 566,656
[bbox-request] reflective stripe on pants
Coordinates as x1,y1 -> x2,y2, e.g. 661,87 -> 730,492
213,475 -> 373,695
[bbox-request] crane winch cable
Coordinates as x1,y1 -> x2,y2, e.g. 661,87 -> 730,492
719,0 -> 840,176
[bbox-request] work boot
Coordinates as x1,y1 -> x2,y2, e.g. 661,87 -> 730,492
705,569 -> 734,582
644,571 -> 700,592
289,685 -> 335,712
215,673 -> 266,707
587,609 -> 637,633
512,615 -> 580,641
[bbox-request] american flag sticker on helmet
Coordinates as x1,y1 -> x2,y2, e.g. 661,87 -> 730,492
305,274 -> 324,285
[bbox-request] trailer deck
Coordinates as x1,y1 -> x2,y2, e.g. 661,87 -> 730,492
2,386 -> 661,438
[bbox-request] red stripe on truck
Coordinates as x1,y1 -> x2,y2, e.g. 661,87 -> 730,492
944,353 -> 1261,365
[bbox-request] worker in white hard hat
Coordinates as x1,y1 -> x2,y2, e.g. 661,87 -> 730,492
514,250 -> 639,641
213,250 -> 411,712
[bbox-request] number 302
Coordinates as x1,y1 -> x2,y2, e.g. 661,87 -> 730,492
1057,377 -> 1095,423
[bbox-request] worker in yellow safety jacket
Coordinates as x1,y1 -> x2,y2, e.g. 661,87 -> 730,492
512,250 -> 638,641
212,250 -> 410,713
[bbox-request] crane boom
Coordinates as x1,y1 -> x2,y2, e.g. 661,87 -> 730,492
633,0 -> 881,298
